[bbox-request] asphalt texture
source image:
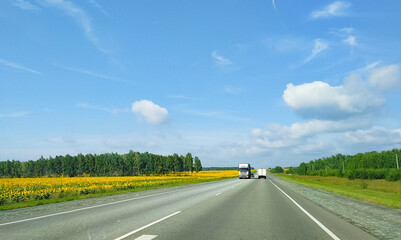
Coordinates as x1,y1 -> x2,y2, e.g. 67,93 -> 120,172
1,176 -> 379,240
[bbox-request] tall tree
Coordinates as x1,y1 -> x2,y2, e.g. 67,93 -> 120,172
184,153 -> 193,172
194,156 -> 202,172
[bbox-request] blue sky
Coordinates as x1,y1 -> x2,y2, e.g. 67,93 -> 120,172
1,0 -> 401,168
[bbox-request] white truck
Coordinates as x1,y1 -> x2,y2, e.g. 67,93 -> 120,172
257,168 -> 267,179
238,163 -> 251,179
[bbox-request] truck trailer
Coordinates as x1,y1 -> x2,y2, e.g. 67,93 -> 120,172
238,163 -> 251,179
257,168 -> 267,179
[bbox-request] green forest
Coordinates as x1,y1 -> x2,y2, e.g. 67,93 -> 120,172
288,148 -> 401,181
0,151 -> 202,178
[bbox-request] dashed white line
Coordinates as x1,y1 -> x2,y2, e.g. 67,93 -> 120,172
214,193 -> 222,196
134,235 -> 158,240
268,179 -> 341,240
115,211 -> 181,240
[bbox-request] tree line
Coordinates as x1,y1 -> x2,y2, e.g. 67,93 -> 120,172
202,167 -> 237,171
287,148 -> 401,181
0,151 -> 202,178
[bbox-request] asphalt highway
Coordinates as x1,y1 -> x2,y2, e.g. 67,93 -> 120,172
0,175 -> 377,240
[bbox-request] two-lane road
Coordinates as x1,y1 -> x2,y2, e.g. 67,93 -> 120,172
1,176 -> 377,240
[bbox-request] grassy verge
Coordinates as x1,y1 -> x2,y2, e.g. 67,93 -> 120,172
277,174 -> 401,209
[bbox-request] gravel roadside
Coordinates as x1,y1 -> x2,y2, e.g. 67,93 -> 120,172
269,174 -> 401,240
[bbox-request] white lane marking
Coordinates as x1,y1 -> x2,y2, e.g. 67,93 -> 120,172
134,235 -> 158,240
214,193 -> 222,196
268,179 -> 341,240
0,179 -> 235,227
114,211 -> 181,240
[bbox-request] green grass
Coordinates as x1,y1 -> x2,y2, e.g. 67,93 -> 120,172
278,174 -> 401,209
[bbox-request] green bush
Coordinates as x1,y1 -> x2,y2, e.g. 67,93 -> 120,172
386,169 -> 400,181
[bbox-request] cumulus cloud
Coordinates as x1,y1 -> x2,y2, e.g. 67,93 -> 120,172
283,80 -> 383,120
345,126 -> 401,145
246,63 -> 401,164
251,118 -> 368,144
311,1 -> 351,19
212,51 -> 232,65
303,39 -> 328,63
131,100 -> 168,125
369,64 -> 401,90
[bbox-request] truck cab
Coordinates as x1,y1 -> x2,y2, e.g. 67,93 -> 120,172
238,163 -> 251,179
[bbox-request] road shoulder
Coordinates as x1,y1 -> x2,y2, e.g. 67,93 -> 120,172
269,174 -> 401,240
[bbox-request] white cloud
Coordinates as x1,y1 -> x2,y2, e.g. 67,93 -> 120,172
58,65 -> 128,83
311,1 -> 351,19
77,103 -> 128,114
303,39 -> 328,63
343,35 -> 357,47
10,0 -> 40,11
87,0 -> 109,17
263,36 -> 308,53
0,111 -> 30,118
283,80 -> 384,120
251,118 -> 368,144
0,58 -> 40,74
246,121 -> 401,166
212,51 -> 232,65
44,0 -> 107,54
345,126 -> 401,145
337,27 -> 354,34
352,61 -> 382,74
272,0 -> 277,11
369,64 -> 401,90
246,63 -> 401,165
131,100 -> 168,125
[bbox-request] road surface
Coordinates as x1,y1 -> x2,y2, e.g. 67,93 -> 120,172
0,175 -> 377,240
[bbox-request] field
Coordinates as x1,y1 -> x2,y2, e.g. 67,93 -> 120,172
0,170 -> 238,210
279,174 -> 401,209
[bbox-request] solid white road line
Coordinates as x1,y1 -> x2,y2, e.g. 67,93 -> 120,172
134,235 -> 158,240
114,211 -> 181,240
268,179 -> 341,240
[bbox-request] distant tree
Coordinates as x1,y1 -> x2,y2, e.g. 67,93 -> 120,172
194,156 -> 202,172
172,153 -> 181,172
184,153 -> 193,172
133,152 -> 141,175
272,166 -> 284,173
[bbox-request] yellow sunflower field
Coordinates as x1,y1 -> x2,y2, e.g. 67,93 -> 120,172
0,171 -> 237,207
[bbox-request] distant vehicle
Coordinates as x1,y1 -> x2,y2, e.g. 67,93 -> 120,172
257,168 -> 266,179
238,163 -> 251,179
